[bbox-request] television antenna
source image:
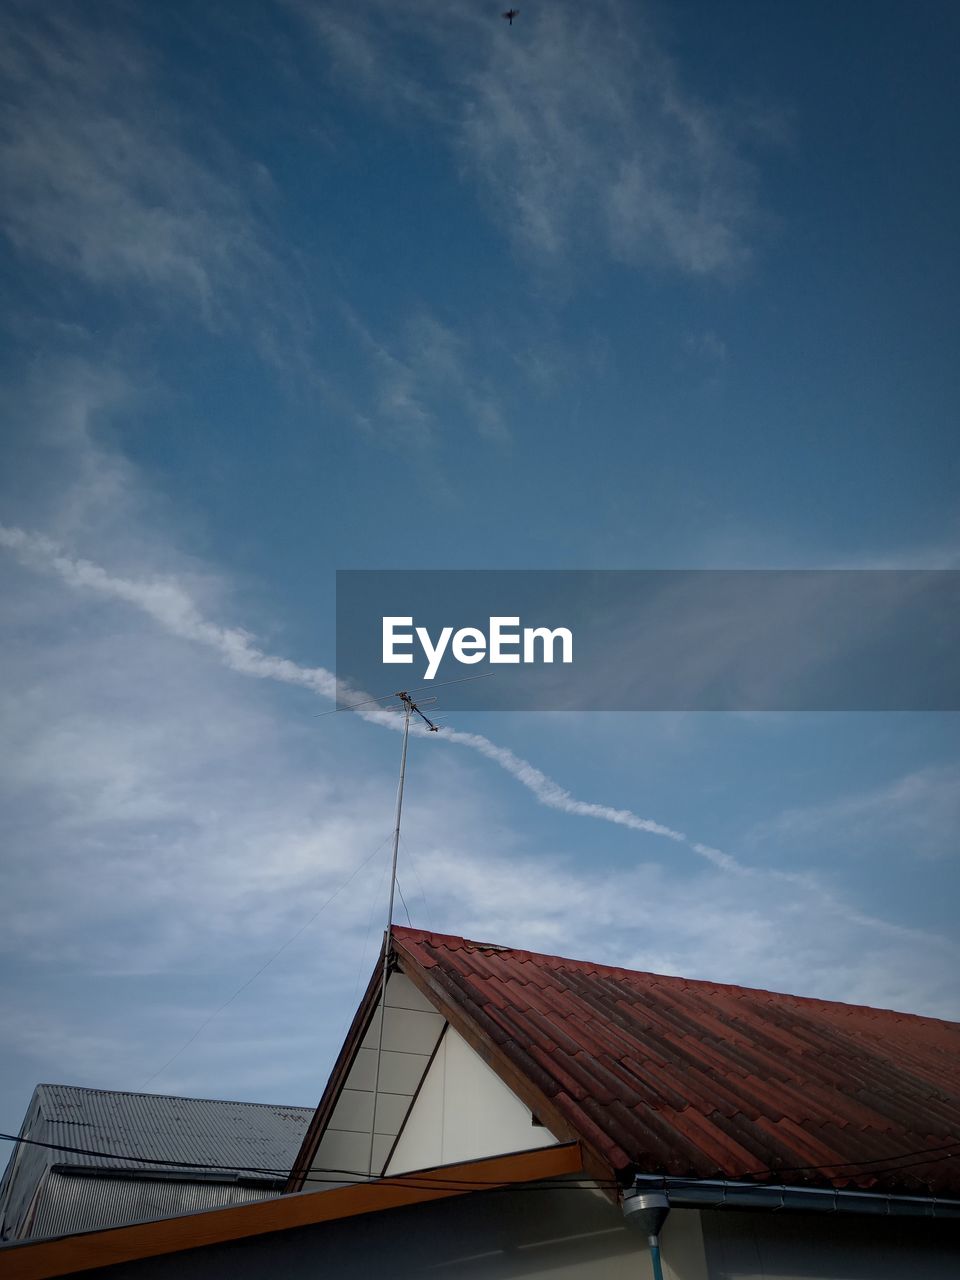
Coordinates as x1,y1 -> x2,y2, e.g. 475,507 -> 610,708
367,690 -> 438,1177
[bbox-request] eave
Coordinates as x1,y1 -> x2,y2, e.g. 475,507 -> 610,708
1,1143 -> 584,1280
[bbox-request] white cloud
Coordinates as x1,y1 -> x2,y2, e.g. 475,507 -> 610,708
3,522 -> 753,869
0,7 -> 274,322
753,766 -> 960,861
683,330 -> 728,364
1,358 -> 957,1124
1,361 -> 157,551
294,0 -> 762,275
6,459 -> 956,954
289,1 -> 437,119
5,513 -> 955,993
406,313 -> 508,443
365,807 -> 960,1019
833,541 -> 960,570
341,308 -> 508,450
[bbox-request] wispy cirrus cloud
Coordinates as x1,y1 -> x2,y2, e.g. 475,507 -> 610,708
1,360 -> 957,1130
0,5 -> 274,323
752,766 -> 960,862
1,521 -> 686,845
342,308 -> 508,449
292,0 -> 765,275
1,363 -> 952,978
4,516 -> 954,972
405,837 -> 958,1018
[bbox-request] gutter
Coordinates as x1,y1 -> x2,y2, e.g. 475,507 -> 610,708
49,1165 -> 285,1191
625,1175 -> 960,1220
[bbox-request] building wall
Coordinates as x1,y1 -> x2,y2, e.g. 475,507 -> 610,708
307,972 -> 446,1182
0,1091 -> 44,1239
75,1197 -> 960,1280
386,1027 -> 557,1175
30,1172 -> 283,1240
700,1208 -> 960,1279
81,1186 -> 706,1280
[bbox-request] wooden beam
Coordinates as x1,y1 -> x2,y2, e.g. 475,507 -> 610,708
2,1144 -> 583,1280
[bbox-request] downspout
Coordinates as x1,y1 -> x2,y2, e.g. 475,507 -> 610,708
623,1177 -> 960,1275
622,1190 -> 671,1280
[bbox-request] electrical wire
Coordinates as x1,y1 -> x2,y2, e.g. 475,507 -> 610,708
1,1130 -> 958,1192
337,852 -> 392,1050
0,1130 -> 607,1189
140,832 -> 395,1089
399,835 -> 433,932
395,877 -> 413,928
312,673 -> 492,718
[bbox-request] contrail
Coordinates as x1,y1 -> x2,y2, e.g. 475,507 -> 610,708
1,523 -> 948,947
0,526 -> 340,699
435,725 -> 686,842
0,524 -> 697,851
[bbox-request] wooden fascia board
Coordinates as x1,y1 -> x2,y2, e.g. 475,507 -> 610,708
1,1144 -> 584,1280
392,941 -> 620,1199
285,954 -> 385,1192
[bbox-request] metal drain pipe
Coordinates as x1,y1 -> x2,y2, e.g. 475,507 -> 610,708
622,1190 -> 671,1280
624,1176 -> 960,1275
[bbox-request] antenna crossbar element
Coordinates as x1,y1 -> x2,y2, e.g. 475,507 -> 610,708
400,690 -> 441,733
313,671 -> 491,719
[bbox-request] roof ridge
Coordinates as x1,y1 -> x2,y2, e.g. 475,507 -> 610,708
35,1084 -> 314,1111
390,926 -> 960,1027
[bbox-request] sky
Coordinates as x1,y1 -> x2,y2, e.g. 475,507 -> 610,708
1,0 -> 959,1143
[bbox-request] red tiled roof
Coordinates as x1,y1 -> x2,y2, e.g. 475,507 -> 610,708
392,927 -> 960,1197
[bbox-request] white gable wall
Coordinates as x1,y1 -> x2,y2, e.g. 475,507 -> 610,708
385,1025 -> 558,1175
307,972 -> 445,1183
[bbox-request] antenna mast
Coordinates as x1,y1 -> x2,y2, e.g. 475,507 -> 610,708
367,691 -> 437,1177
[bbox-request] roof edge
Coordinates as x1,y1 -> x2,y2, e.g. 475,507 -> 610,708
629,1175 -> 960,1220
32,1084 -> 314,1113
390,928 -> 960,1028
2,1144 -> 584,1280
286,947 -> 387,1192
391,932 -> 624,1194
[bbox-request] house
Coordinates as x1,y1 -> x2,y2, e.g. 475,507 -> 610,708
0,1085 -> 313,1241
3,925 -> 960,1279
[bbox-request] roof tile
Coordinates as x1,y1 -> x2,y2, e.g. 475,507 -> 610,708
392,926 -> 960,1196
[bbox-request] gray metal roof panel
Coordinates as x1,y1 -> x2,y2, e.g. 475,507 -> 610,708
31,1084 -> 313,1175
0,1085 -> 314,1241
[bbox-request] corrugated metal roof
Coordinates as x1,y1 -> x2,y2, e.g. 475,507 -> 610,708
26,1084 -> 312,1176
391,927 -> 960,1198
0,1085 -> 313,1240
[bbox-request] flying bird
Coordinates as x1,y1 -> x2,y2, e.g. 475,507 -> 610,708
502,9 -> 519,24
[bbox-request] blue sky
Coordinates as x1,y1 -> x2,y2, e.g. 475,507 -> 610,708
1,0 -> 958,1140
